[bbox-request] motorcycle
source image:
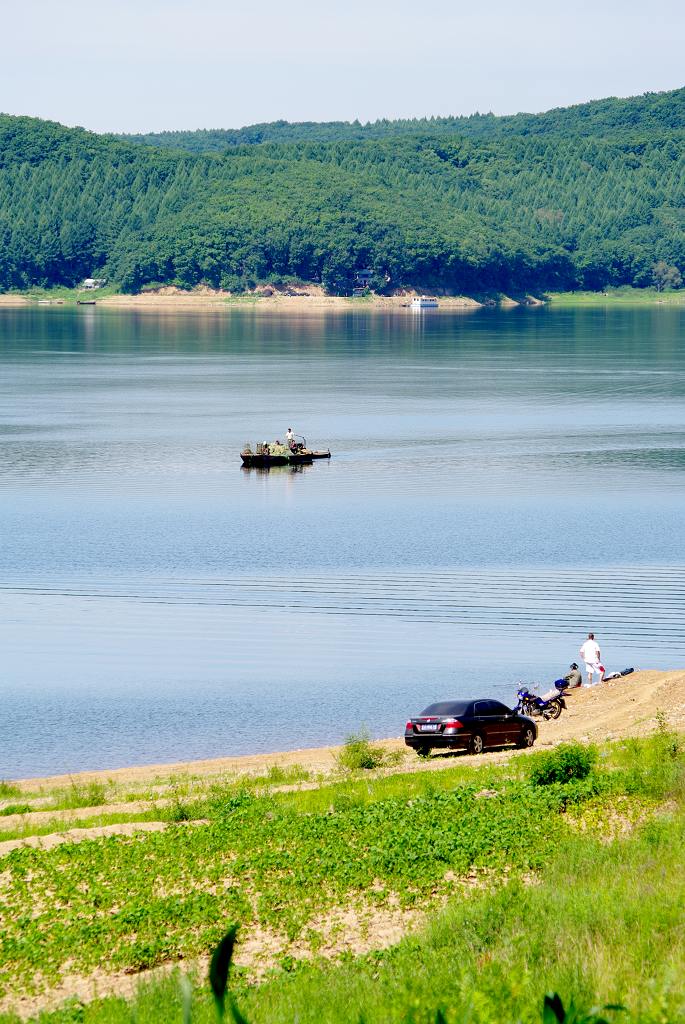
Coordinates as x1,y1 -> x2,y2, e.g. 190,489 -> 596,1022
515,679 -> 569,720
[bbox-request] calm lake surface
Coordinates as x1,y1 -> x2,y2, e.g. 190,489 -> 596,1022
1,304 -> 684,777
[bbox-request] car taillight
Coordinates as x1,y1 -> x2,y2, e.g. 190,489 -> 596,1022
405,720 -> 413,731
443,719 -> 463,729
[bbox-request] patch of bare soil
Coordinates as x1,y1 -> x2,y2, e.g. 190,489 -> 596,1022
0,799 -> 166,833
96,291 -> 481,312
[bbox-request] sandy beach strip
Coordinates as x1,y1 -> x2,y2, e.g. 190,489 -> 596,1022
0,290 -> 483,312
9,669 -> 685,793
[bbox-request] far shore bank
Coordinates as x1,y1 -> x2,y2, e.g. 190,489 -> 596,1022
2,285 -> 683,313
0,290 -> 482,312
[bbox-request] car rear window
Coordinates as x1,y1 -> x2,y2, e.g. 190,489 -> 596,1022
419,701 -> 472,717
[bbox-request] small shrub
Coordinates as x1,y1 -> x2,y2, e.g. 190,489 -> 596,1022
530,743 -> 597,786
0,780 -> 21,798
336,729 -> 386,772
0,803 -> 32,816
63,780 -> 107,808
655,708 -> 682,758
167,798 -> 192,822
263,763 -> 311,786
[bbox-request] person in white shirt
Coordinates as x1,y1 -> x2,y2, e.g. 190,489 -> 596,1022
579,633 -> 603,686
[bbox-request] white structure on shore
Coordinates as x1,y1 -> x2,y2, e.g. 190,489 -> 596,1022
411,296 -> 439,309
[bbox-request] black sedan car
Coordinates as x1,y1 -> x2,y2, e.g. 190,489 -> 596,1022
405,698 -> 537,756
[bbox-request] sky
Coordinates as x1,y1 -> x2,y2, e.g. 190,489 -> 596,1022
2,0 -> 684,133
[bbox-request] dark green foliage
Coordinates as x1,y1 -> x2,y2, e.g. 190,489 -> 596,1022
1,87 -> 685,296
529,744 -> 597,786
543,993 -> 625,1024
0,804 -> 31,816
209,927 -> 237,1020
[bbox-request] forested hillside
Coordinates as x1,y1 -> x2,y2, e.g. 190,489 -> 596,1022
120,88 -> 685,151
1,87 -> 684,295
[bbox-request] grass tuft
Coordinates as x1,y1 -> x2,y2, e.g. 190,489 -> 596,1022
0,803 -> 32,817
61,780 -> 107,809
336,730 -> 387,772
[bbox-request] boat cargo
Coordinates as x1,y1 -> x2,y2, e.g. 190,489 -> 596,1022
240,439 -> 331,467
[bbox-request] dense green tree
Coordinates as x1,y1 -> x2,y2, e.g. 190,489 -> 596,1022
652,260 -> 683,290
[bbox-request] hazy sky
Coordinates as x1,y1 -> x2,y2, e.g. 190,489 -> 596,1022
3,0 -> 684,133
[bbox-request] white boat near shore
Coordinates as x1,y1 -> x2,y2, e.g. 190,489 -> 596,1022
411,296 -> 439,309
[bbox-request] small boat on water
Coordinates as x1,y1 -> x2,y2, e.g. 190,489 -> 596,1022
241,437 -> 331,467
411,296 -> 439,309
77,299 -> 96,305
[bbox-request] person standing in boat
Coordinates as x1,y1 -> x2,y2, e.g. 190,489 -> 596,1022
286,427 -> 294,448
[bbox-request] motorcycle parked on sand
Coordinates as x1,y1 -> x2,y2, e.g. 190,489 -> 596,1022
515,679 -> 569,720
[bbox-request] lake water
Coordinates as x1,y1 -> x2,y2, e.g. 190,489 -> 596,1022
1,304 -> 684,777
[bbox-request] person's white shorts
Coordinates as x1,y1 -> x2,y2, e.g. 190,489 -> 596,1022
585,661 -> 601,678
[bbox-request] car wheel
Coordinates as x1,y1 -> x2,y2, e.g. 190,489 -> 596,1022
469,733 -> 485,755
517,726 -> 535,749
416,744 -> 431,758
548,700 -> 563,720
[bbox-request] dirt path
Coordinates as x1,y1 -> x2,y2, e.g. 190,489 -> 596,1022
0,799 -> 168,833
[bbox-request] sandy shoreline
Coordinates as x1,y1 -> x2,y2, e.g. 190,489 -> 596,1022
0,291 -> 484,312
13,669 -> 685,791
3,288 -> 682,312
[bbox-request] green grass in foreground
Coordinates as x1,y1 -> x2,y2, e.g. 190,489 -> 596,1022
0,734 -> 683,1023
547,286 -> 685,305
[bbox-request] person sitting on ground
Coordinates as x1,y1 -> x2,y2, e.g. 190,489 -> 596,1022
563,663 -> 582,688
579,633 -> 604,687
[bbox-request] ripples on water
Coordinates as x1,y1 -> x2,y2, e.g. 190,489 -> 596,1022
1,306 -> 684,776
